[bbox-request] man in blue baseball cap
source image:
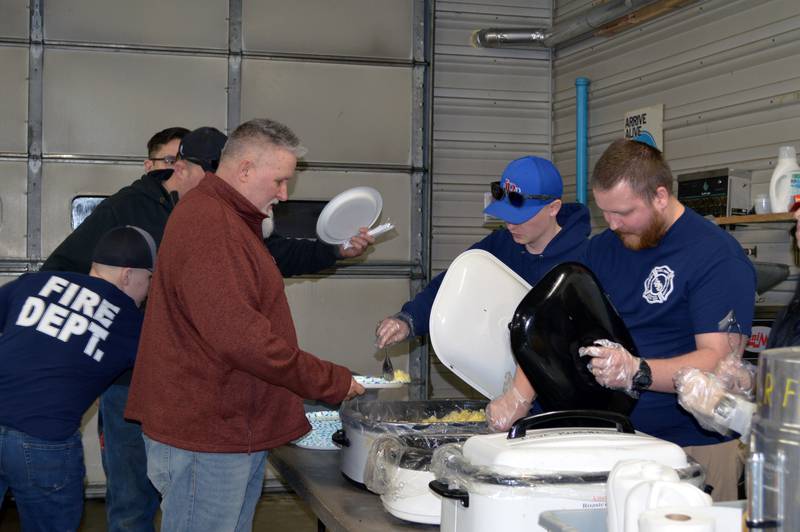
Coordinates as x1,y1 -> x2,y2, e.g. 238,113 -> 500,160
376,155 -> 591,424
483,155 -> 565,224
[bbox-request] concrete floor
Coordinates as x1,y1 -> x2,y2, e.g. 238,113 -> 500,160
0,491 -> 319,531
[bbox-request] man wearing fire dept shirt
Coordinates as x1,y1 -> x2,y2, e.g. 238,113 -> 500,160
496,138 -> 756,501
0,226 -> 156,531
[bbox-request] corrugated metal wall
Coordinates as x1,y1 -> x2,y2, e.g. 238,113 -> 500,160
429,0 -> 552,398
552,0 -> 800,306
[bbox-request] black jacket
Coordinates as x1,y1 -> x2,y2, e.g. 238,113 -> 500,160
42,170 -> 176,274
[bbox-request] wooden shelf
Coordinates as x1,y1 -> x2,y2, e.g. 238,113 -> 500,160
713,213 -> 795,225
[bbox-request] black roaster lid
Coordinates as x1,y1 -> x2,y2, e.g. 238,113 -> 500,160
509,262 -> 638,415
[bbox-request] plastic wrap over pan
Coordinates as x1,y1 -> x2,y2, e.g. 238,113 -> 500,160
509,262 -> 637,415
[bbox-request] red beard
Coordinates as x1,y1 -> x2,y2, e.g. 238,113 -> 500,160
614,211 -> 667,251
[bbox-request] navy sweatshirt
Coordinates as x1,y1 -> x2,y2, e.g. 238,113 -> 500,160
0,272 -> 141,440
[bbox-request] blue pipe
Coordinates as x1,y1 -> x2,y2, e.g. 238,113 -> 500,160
575,77 -> 590,205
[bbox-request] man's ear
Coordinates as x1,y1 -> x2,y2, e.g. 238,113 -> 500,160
238,159 -> 254,182
653,185 -> 670,210
548,198 -> 563,218
120,267 -> 132,288
144,159 -> 154,173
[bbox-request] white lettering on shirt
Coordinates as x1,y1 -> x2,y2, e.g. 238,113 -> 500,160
38,275 -> 70,298
15,276 -> 124,363
35,302 -> 70,337
93,299 -> 120,329
16,296 -> 46,326
69,287 -> 101,316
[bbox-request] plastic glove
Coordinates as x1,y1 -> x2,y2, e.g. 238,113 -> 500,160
674,368 -> 726,430
486,385 -> 533,433
375,317 -> 411,349
714,350 -> 756,400
579,339 -> 641,395
674,367 -> 755,438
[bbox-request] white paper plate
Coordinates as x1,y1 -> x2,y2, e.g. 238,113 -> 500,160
316,186 -> 383,245
292,411 -> 342,451
354,375 -> 405,389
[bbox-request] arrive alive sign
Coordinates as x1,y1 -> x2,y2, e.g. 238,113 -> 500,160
624,104 -> 663,151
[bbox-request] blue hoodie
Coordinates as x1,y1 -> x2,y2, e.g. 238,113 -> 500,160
401,202 -> 591,336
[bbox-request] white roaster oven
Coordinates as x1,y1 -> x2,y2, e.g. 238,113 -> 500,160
429,411 -> 704,532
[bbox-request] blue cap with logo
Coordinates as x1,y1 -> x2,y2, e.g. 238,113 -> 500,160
483,156 -> 563,224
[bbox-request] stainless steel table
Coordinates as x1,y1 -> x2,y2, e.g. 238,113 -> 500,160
269,445 -> 438,532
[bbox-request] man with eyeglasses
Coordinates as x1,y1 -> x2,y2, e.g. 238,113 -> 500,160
375,155 -> 591,414
143,127 -> 185,173
42,125 -> 374,532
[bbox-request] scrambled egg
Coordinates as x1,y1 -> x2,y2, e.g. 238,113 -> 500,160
392,369 -> 411,383
421,409 -> 486,423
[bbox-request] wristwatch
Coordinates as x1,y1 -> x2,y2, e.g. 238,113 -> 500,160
631,359 -> 653,393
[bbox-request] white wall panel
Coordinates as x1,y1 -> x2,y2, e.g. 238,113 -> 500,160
286,277 -> 410,394
429,0 -> 552,398
243,0 -> 413,59
289,170 -> 411,262
43,50 -> 227,157
0,162 -> 27,258
0,0 -> 28,39
45,0 -> 227,50
241,59 -> 412,166
553,0 -> 800,306
41,163 -> 140,256
0,46 -> 27,153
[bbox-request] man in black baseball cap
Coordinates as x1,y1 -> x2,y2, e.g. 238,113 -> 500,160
92,225 -> 157,273
0,225 -> 154,531
176,126 -> 228,173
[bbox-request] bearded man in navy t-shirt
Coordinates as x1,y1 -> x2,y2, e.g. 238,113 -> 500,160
579,138 -> 755,501
0,226 -> 156,531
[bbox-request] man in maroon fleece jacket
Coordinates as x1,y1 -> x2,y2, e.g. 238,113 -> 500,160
125,118 -> 364,530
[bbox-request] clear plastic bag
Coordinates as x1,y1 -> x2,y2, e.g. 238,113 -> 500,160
673,311 -> 757,438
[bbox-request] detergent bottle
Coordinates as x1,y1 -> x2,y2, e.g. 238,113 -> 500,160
768,146 -> 800,213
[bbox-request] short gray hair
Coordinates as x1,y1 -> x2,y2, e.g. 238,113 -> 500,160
221,118 -> 307,162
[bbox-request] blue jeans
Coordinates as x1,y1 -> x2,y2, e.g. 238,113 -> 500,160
99,384 -> 159,532
0,425 -> 85,532
143,436 -> 266,532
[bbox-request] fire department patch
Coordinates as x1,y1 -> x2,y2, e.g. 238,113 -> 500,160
642,265 -> 674,304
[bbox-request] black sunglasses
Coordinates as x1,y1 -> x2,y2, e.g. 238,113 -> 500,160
490,181 -> 557,207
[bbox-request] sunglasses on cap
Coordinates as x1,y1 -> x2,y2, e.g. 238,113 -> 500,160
490,181 -> 558,207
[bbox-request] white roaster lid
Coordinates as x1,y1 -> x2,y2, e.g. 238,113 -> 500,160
429,249 -> 531,399
462,428 -> 689,474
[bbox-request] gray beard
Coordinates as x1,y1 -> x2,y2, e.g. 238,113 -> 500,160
261,217 -> 275,239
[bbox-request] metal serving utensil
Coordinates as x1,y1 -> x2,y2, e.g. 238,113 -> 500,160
381,347 -> 395,382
